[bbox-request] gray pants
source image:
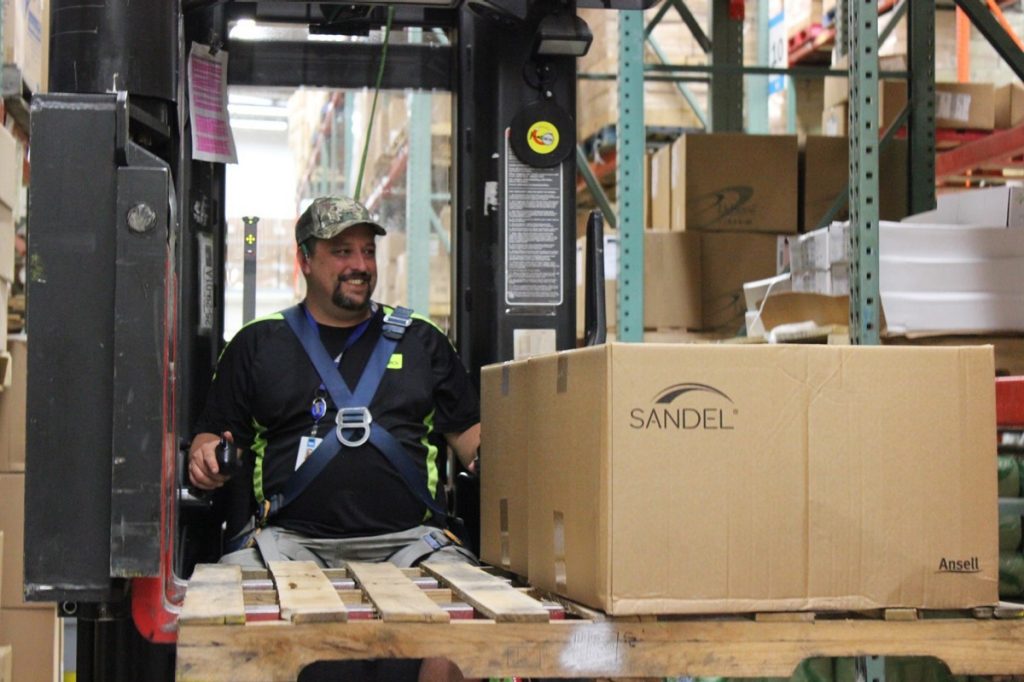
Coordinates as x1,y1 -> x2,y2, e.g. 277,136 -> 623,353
220,524 -> 476,569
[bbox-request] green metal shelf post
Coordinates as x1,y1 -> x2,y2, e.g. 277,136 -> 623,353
847,0 -> 882,346
406,28 -> 432,313
617,9 -> 645,341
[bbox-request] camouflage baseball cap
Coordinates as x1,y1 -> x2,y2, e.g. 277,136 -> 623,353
295,196 -> 386,245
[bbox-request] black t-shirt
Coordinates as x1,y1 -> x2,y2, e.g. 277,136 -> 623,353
195,304 -> 479,538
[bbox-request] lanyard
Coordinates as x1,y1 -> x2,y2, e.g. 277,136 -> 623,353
304,304 -> 373,427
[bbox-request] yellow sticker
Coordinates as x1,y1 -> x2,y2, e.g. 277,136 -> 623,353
527,120 -> 559,154
387,354 -> 403,369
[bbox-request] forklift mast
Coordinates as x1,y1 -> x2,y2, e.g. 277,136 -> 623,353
22,0 -> 651,678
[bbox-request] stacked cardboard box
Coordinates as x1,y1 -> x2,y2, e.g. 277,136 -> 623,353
481,343 -> 997,615
935,82 -> 996,131
0,126 -> 17,359
821,78 -> 907,137
790,222 -> 849,296
651,133 -> 796,334
996,83 -> 1024,129
801,135 -> 909,231
0,337 -> 62,682
2,0 -> 48,94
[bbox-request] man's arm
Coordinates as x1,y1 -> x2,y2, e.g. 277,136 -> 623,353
444,423 -> 480,474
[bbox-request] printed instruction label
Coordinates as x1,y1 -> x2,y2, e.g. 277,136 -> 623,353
504,131 -> 563,306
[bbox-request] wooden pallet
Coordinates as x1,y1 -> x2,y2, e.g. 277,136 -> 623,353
176,562 -> 1024,681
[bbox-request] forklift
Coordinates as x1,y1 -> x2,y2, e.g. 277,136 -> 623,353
21,0 -> 648,678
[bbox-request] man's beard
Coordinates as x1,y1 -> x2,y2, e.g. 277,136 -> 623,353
331,273 -> 374,312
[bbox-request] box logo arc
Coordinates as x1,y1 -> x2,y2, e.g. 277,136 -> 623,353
628,382 -> 738,431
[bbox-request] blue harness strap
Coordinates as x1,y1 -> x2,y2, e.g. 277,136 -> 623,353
263,304 -> 446,525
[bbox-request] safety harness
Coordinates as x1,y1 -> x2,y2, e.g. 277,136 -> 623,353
231,303 -> 469,566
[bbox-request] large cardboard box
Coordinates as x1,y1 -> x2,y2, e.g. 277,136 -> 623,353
996,83 -> 1024,129
0,337 -> 25,472
669,134 -> 798,234
480,360 -> 531,576
520,343 -> 997,615
801,136 -> 909,231
0,472 -> 44,608
935,82 -> 996,131
700,233 -> 778,333
0,606 -> 61,682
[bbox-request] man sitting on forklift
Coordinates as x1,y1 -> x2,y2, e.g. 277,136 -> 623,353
187,196 -> 480,680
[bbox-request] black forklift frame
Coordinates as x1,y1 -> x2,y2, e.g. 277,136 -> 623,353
22,1 -> 651,679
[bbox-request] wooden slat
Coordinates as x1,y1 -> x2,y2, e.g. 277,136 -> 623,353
884,608 -> 919,622
421,560 -> 549,623
269,561 -> 348,623
180,564 -> 246,625
755,612 -> 816,623
346,562 -> 450,623
177,617 -> 1024,680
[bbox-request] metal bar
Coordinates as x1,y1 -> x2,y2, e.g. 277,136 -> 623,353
644,62 -> 909,78
226,40 -> 454,91
747,0 -> 770,134
644,0 -> 673,37
617,11 -> 645,341
710,0 -> 744,131
936,120 -> 1024,177
578,72 -> 710,82
242,216 -> 259,324
405,28 -> 432,312
646,34 -> 709,128
907,0 -> 937,215
847,0 -> 882,345
575,146 -> 617,229
670,0 -> 712,53
835,0 -> 848,58
877,0 -> 907,48
813,105 -> 911,230
429,209 -> 451,254
343,92 -> 356,197
856,656 -> 886,682
953,0 -> 1024,82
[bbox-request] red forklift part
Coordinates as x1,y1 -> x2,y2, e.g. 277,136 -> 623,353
997,376 -> 1024,428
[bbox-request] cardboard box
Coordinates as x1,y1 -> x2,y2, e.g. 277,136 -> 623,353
1,0 -> 47,94
936,82 -> 996,131
801,136 -> 909,230
821,80 -> 907,133
0,606 -> 61,682
669,134 -> 798,234
996,83 -> 1024,129
517,343 -> 997,615
902,186 -> 1024,230
480,361 -> 531,576
0,644 -> 10,682
883,333 -> 1024,377
649,144 -> 672,231
0,472 -> 45,608
700,233 -> 779,333
575,232 -> 702,335
0,337 -> 25,472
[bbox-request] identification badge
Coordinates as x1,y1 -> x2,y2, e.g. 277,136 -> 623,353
295,435 -> 323,470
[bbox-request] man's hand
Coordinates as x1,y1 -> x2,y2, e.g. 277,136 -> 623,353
188,431 -> 235,490
445,423 -> 480,475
